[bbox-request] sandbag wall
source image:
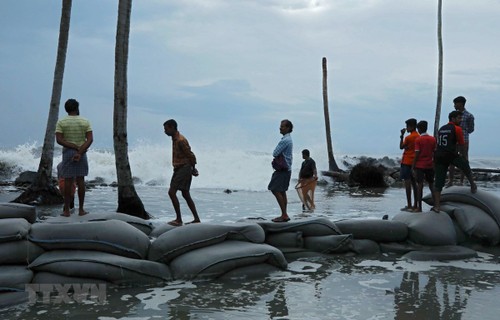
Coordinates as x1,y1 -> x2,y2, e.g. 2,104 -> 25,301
0,203 -> 39,306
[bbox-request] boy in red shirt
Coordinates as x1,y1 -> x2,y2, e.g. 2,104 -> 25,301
411,121 -> 436,212
399,118 -> 419,211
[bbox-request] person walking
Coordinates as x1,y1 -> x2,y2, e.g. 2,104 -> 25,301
55,98 -> 93,217
433,111 -> 477,212
411,121 -> 436,212
163,119 -> 200,226
399,118 -> 419,211
296,149 -> 317,211
269,119 -> 293,222
448,96 -> 475,186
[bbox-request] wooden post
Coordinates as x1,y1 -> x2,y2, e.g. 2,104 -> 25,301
434,0 -> 443,137
322,57 -> 340,172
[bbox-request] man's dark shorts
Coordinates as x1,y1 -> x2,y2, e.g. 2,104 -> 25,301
400,164 -> 413,181
60,148 -> 89,178
170,165 -> 193,191
415,168 -> 434,184
268,170 -> 291,192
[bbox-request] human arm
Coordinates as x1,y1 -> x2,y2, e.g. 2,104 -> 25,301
55,132 -> 80,150
399,128 -> 406,150
72,131 -> 93,162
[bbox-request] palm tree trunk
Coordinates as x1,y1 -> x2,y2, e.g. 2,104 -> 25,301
322,57 -> 340,172
434,0 -> 444,137
114,0 -> 150,219
13,0 -> 72,205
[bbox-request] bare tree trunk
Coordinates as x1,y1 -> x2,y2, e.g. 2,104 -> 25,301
13,0 -> 72,205
114,0 -> 150,219
322,57 -> 340,172
434,0 -> 444,137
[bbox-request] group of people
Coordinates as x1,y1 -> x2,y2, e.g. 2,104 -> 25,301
399,96 -> 477,213
58,96 -> 473,223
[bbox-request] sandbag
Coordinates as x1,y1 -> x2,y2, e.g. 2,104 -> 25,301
265,232 -> 303,249
441,202 -> 500,245
393,212 -> 457,246
32,272 -> 108,285
423,186 -> 500,227
169,240 -> 287,280
351,239 -> 380,255
149,223 -> 176,238
29,250 -> 172,285
0,291 -> 29,308
0,266 -> 33,291
303,234 -> 353,254
0,218 -> 31,243
148,223 -> 265,264
29,220 -> 150,259
402,245 -> 477,261
0,203 -> 37,223
379,242 -> 430,255
255,218 -> 342,236
0,240 -> 44,265
335,219 -> 408,242
43,212 -> 154,235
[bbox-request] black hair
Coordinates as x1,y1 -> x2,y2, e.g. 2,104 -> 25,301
64,99 -> 79,113
416,120 -> 428,132
405,118 -> 417,128
453,96 -> 467,104
163,119 -> 178,130
302,149 -> 310,157
448,110 -> 463,121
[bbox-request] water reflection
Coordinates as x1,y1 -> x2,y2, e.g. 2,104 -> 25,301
394,272 -> 471,320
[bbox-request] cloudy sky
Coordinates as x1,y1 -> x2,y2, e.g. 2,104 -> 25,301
1,0 -> 499,158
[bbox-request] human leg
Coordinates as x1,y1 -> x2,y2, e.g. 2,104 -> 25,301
168,187 -> 182,224
62,177 -> 74,216
272,191 -> 289,221
459,142 -> 469,184
268,171 -> 291,221
181,190 -> 200,223
75,176 -> 87,215
452,156 -> 477,193
433,161 -> 448,212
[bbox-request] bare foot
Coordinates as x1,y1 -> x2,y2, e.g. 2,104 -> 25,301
79,210 -> 89,216
430,207 -> 440,213
168,220 -> 183,227
185,220 -> 201,225
60,212 -> 71,217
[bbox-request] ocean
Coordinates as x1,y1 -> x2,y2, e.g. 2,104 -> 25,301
1,143 -> 500,319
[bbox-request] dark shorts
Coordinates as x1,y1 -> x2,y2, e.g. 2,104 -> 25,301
434,151 -> 472,191
60,148 -> 89,178
170,165 -> 193,191
414,167 -> 434,184
268,170 -> 291,192
400,164 -> 413,181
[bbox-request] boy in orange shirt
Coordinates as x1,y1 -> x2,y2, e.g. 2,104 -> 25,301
399,118 -> 419,211
411,120 -> 436,212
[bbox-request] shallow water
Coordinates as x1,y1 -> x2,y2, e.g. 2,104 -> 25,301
2,182 -> 500,319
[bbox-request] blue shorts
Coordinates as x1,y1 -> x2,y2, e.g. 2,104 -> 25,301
400,164 -> 413,181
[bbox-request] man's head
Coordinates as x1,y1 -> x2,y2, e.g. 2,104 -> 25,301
453,96 -> 467,112
64,99 -> 79,114
405,118 -> 417,132
163,119 -> 178,137
279,119 -> 293,135
416,120 -> 428,134
448,110 -> 463,125
302,149 -> 310,159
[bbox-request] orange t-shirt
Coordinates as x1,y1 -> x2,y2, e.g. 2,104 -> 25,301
401,131 -> 420,165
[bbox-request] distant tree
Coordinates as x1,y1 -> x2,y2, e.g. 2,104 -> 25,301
433,0 -> 444,137
322,57 -> 340,172
13,0 -> 72,205
113,0 -> 150,219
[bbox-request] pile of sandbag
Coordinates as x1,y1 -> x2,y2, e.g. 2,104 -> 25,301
0,203 -> 40,307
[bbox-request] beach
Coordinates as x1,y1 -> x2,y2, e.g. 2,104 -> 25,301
1,146 -> 500,319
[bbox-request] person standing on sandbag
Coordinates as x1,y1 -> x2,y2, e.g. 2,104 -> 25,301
411,120 -> 436,212
433,111 -> 477,213
448,96 -> 475,186
269,119 -> 293,222
55,98 -> 93,217
163,119 -> 200,226
399,118 -> 419,212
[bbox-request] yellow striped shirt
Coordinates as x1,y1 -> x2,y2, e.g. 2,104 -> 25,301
55,115 -> 92,147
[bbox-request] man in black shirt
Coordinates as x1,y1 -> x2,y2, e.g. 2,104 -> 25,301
297,149 -> 318,211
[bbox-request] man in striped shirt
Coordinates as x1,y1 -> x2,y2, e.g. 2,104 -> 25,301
448,96 -> 475,186
55,99 -> 93,217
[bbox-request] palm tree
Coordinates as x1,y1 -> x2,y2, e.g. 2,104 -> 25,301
322,57 -> 340,172
433,0 -> 444,137
113,0 -> 150,219
13,0 -> 72,205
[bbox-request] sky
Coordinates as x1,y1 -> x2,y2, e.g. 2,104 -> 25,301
0,0 -> 499,158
